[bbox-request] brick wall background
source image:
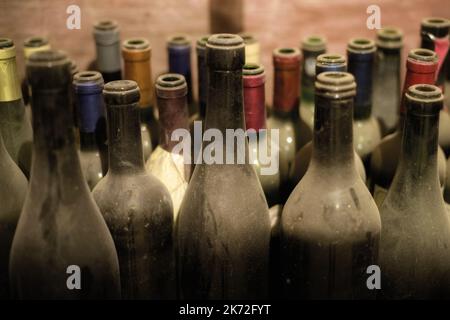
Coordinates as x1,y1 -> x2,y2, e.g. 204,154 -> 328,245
1,0 -> 449,104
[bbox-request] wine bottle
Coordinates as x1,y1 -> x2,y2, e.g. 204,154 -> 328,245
372,27 -> 403,136
379,84 -> 450,299
347,38 -> 381,166
177,34 -> 270,299
93,20 -> 122,83
292,53 -> 367,185
267,47 -> 310,202
9,50 -> 120,299
22,36 -> 50,107
146,73 -> 191,219
167,35 -> 194,116
73,71 -> 107,189
420,17 -> 450,154
239,33 -> 260,64
93,79 -> 174,299
209,0 -> 243,34
243,63 -> 280,207
371,48 -> 447,206
122,38 -> 155,158
0,38 -> 33,178
0,133 -> 27,299
299,35 -> 327,133
281,71 -> 381,299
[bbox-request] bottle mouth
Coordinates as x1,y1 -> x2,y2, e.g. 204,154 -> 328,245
316,53 -> 346,65
273,47 -> 301,58
421,17 -> 450,29
301,35 -> 326,52
156,73 -> 186,88
168,34 -> 190,46
406,84 -> 443,103
243,63 -> 264,76
94,20 -> 118,31
347,38 -> 376,53
408,48 -> 437,62
0,38 -> 14,49
123,38 -> 150,50
28,49 -> 67,65
24,36 -> 49,48
315,71 -> 356,99
376,27 -> 403,48
73,71 -> 103,84
103,80 -> 140,104
207,34 -> 244,48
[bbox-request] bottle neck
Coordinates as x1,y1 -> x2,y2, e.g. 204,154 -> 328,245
243,74 -> 266,131
310,95 -> 356,175
395,107 -> 440,193
107,102 -> 145,174
76,91 -> 105,151
31,87 -> 85,185
348,52 -> 374,119
301,49 -> 324,104
197,48 -> 207,118
158,94 -> 189,152
0,54 -> 22,103
273,64 -> 300,114
168,45 -> 193,103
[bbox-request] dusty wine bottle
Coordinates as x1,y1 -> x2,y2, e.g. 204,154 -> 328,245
347,38 -> 381,165
177,34 -> 271,299
299,35 -> 327,133
0,133 -> 27,299
379,84 -> 450,299
292,53 -> 367,185
93,20 -> 122,83
73,71 -> 107,189
93,80 -> 174,299
146,74 -> 191,219
372,27 -> 403,136
281,71 -> 381,299
243,63 -> 280,207
267,47 -> 310,202
167,35 -> 194,115
9,50 -> 121,299
122,38 -> 155,157
371,48 -> 447,206
0,38 -> 33,177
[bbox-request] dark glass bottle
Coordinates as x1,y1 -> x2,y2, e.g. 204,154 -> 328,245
167,35 -> 194,115
177,34 -> 270,299
122,38 -> 155,157
299,35 -> 327,133
0,38 -> 33,178
9,50 -> 120,299
372,27 -> 403,136
370,48 -> 447,206
93,20 -> 122,83
239,33 -> 260,65
22,36 -> 50,107
347,38 -> 381,166
93,80 -> 174,299
420,17 -> 450,154
267,47 -> 310,202
243,63 -> 280,207
281,71 -> 381,299
292,54 -> 367,185
379,84 -> 450,299
146,73 -> 191,218
0,133 -> 27,299
73,71 -> 107,189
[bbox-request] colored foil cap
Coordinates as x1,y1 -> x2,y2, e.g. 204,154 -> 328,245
73,71 -> 104,94
243,63 -> 266,130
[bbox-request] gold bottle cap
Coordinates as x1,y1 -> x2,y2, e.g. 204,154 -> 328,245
0,38 -> 21,101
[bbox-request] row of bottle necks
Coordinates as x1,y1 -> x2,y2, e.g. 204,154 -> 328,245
0,17 -> 450,299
